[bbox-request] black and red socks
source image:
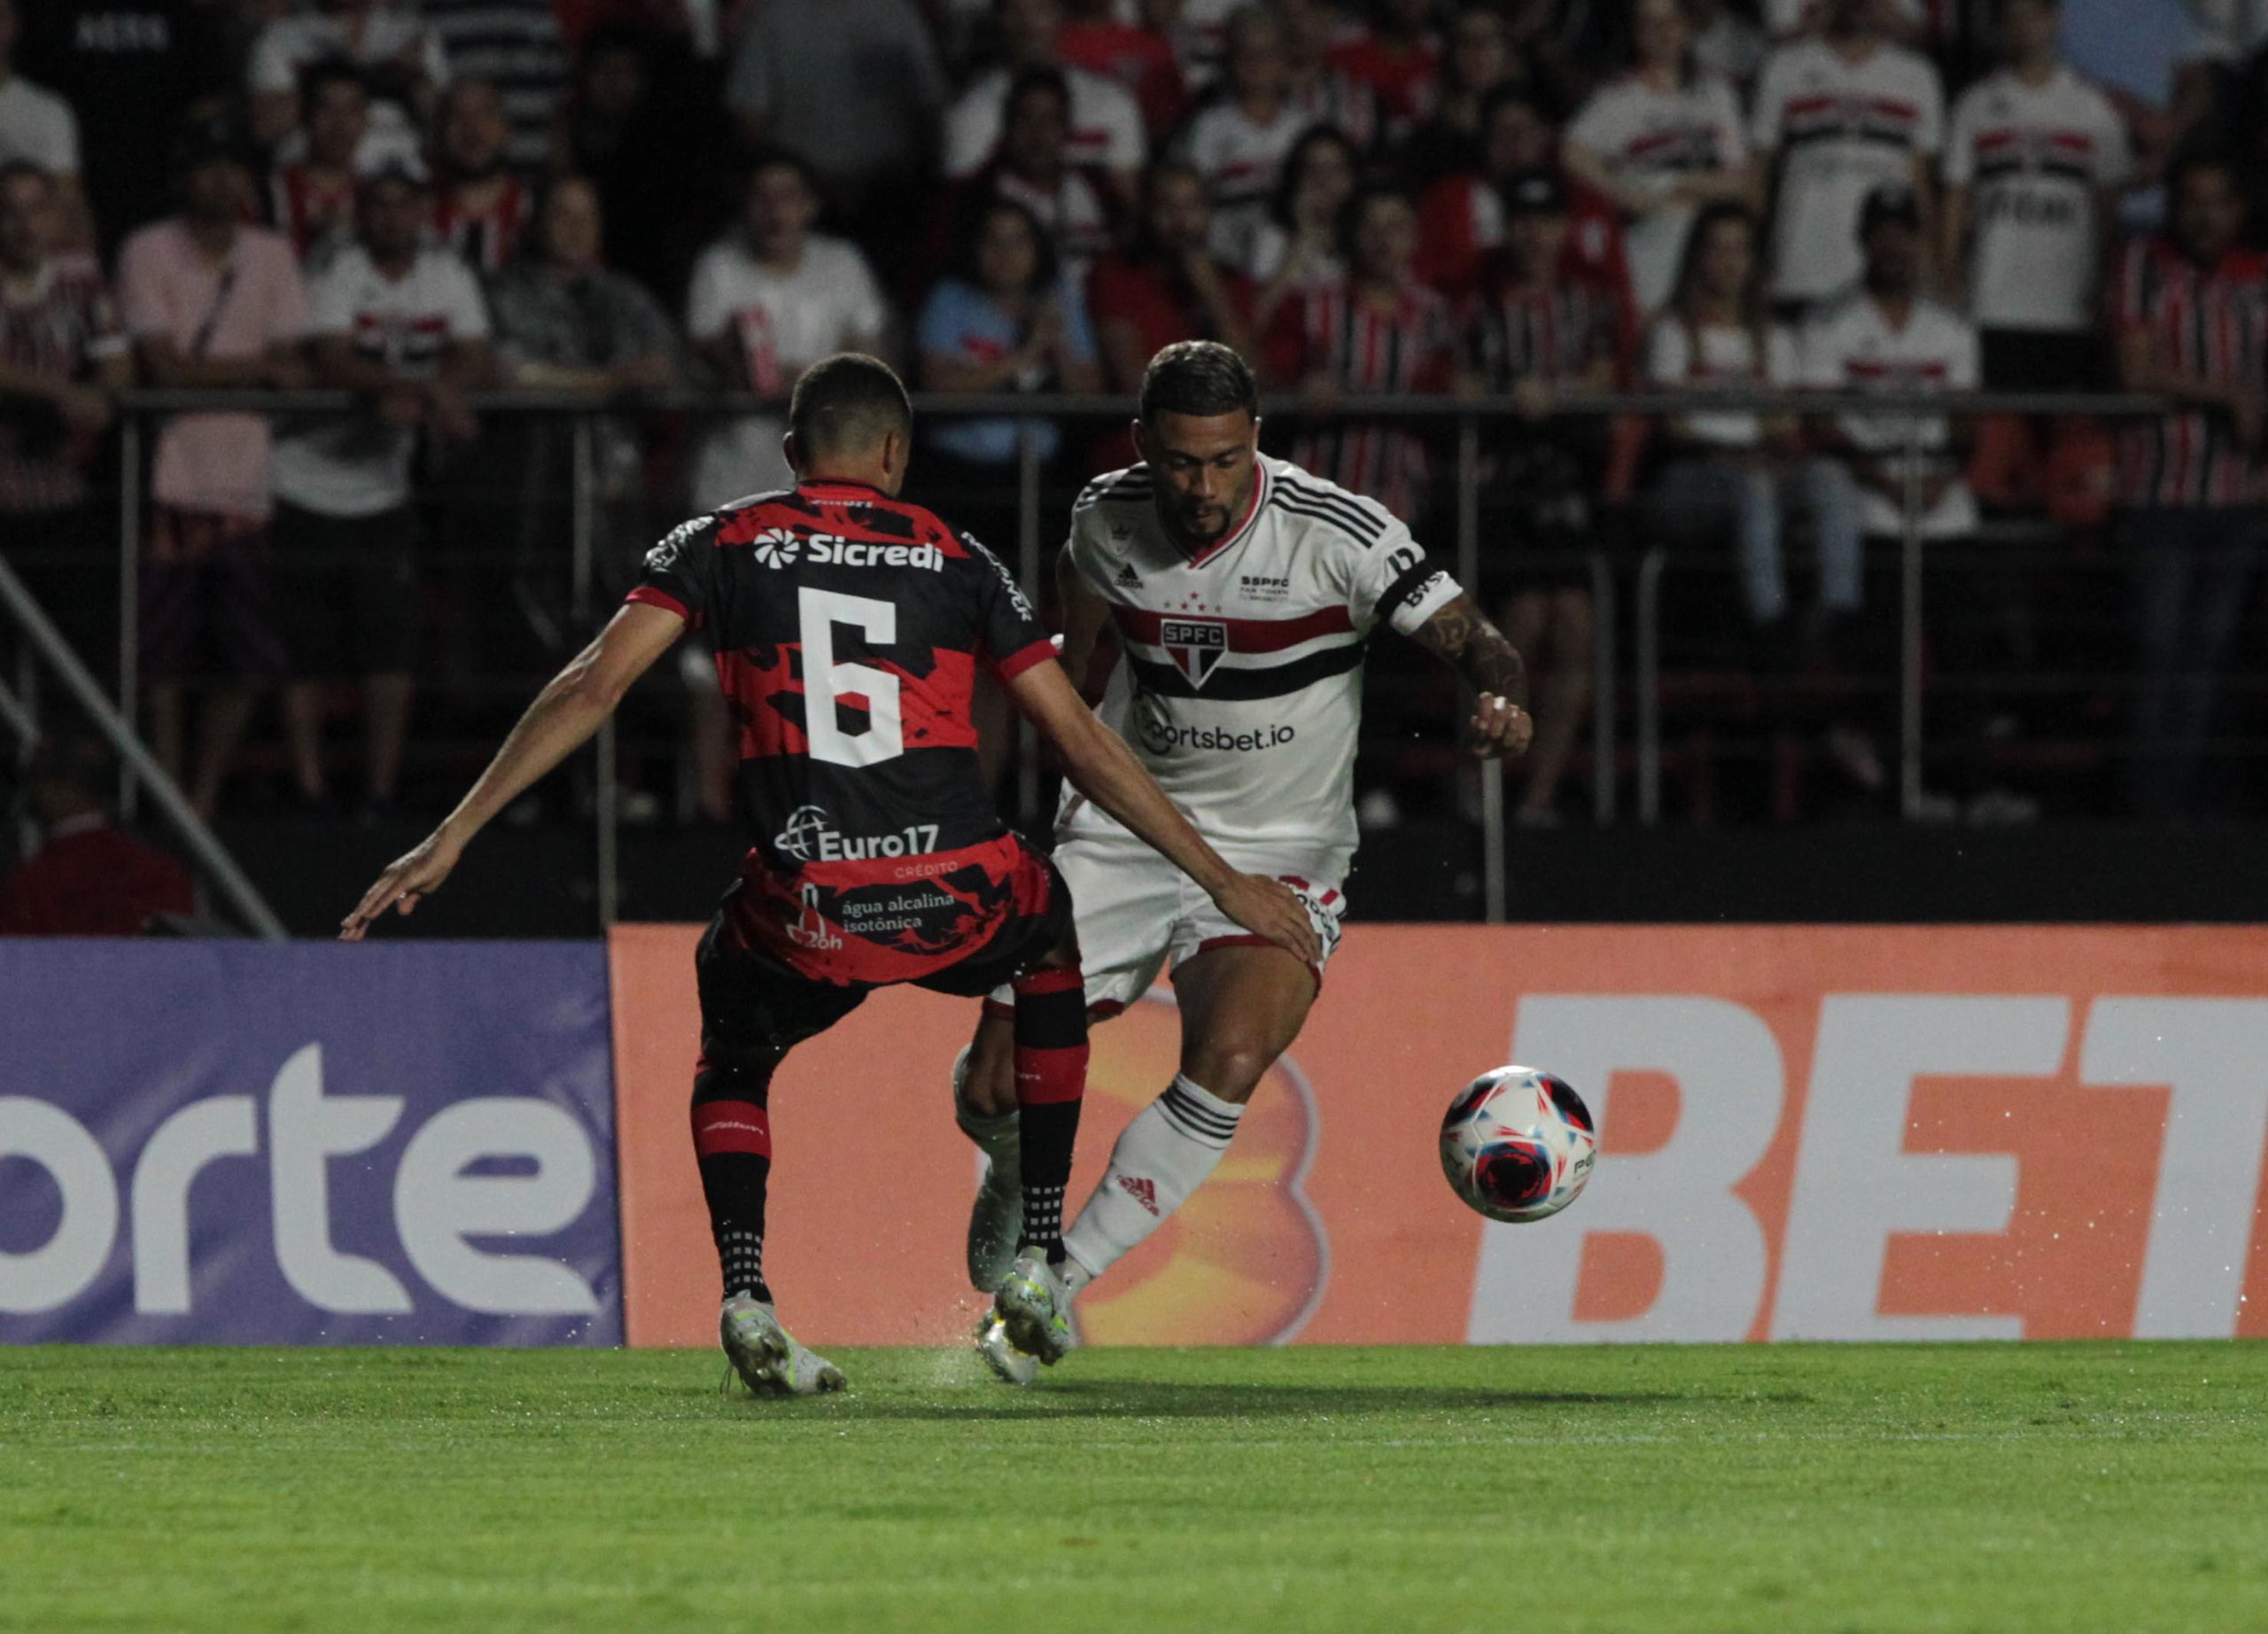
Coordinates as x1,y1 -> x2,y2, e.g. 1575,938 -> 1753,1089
690,1056 -> 776,1304
1011,964 -> 1089,1263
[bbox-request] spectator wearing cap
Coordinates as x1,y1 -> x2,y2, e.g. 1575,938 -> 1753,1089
1796,181 -> 1986,804
1086,157 -> 1260,397
416,0 -> 568,172
0,0 -> 97,253
724,0 -> 945,242
947,0 -> 1148,205
2109,152 -> 2268,817
0,160 -> 129,679
1562,0 -> 1753,317
118,117 -> 311,821
1415,83 -> 1634,304
248,0 -> 448,163
1751,0 -> 1942,313
269,63 -> 381,269
431,78 -> 534,276
14,0 -> 232,257
1798,184 -> 1977,556
1177,5 -> 1317,270
1463,164 -> 1627,826
1264,182 -> 1456,522
270,160 -> 494,817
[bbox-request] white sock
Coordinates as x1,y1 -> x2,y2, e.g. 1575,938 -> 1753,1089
1061,1075 -> 1244,1282
953,1047 -> 1020,1177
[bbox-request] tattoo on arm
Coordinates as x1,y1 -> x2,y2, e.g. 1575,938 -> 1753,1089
1410,595 -> 1529,710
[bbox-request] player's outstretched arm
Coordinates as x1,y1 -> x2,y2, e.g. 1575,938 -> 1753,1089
1408,594 -> 1536,759
340,603 -> 685,940
1006,658 -> 1322,968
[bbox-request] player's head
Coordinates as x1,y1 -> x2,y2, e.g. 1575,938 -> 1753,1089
1134,341 -> 1262,550
785,353 -> 915,494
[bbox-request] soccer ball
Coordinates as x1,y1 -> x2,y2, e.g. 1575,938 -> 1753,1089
1440,1066 -> 1596,1223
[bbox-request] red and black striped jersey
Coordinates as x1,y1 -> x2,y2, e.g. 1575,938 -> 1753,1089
628,480 -> 1059,984
2109,236 -> 2268,510
1263,275 -> 1458,520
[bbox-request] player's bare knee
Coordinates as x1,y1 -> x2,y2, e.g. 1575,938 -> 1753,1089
1183,1037 -> 1277,1105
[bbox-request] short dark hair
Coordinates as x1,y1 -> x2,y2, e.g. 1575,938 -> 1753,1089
789,353 -> 913,461
1139,340 -> 1259,422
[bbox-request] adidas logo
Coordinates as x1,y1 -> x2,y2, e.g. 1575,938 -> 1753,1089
1114,562 -> 1142,587
1116,1174 -> 1161,1216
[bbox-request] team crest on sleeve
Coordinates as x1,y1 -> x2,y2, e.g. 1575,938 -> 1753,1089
1161,618 -> 1228,688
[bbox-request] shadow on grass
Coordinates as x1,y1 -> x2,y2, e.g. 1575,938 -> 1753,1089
738,1384 -> 1705,1421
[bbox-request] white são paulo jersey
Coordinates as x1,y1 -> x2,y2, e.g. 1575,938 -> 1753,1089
1944,66 -> 2130,333
1752,38 -> 1944,303
1565,70 -> 1748,313
1059,455 -> 1463,868
1798,289 -> 1980,537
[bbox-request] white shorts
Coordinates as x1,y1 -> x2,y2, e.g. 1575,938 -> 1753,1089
990,829 -> 1348,1016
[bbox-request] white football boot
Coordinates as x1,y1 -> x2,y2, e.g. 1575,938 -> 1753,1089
973,1311 -> 1040,1386
991,1250 -> 1079,1367
719,1295 -> 847,1397
955,1046 -> 1021,1292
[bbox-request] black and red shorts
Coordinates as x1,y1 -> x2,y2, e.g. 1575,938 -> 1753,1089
695,839 -> 1072,1064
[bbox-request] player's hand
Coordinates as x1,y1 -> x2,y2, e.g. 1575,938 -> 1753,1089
340,829 -> 464,941
1210,873 -> 1322,968
1471,693 -> 1533,759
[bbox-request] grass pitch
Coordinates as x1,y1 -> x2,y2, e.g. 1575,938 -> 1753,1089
4,1342 -> 2264,1633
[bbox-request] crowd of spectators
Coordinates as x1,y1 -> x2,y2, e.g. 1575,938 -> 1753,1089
4,0 -> 2268,832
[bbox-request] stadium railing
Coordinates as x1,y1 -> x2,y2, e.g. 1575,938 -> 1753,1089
77,386 -> 2195,930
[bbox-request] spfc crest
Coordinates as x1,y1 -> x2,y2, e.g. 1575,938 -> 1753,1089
1161,618 -> 1227,687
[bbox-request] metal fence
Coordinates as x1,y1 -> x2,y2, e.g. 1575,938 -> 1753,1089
25,385 -> 2222,932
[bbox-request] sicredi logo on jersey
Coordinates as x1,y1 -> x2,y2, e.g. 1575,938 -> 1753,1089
750,528 -> 945,572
